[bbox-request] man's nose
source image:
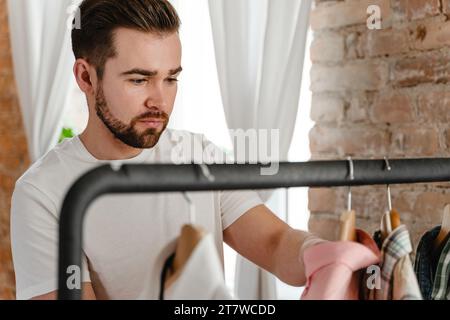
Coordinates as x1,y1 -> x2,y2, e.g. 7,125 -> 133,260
144,83 -> 167,111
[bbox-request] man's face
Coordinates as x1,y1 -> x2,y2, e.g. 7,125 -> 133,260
95,28 -> 182,149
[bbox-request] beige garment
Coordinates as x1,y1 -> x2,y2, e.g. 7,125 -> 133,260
393,255 -> 422,300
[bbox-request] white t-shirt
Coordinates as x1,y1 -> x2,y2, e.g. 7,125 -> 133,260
11,129 -> 263,300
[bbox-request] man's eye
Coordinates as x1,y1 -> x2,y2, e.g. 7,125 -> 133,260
167,78 -> 179,83
130,79 -> 147,85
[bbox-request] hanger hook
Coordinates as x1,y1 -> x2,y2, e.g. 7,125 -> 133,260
347,156 -> 354,211
384,157 -> 392,211
199,164 -> 215,182
182,192 -> 196,225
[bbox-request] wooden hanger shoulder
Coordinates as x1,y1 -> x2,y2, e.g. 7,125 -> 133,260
434,204 -> 450,250
380,211 -> 392,242
339,210 -> 357,242
390,209 -> 401,230
165,224 -> 206,288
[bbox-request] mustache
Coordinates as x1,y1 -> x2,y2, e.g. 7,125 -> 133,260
136,111 -> 169,121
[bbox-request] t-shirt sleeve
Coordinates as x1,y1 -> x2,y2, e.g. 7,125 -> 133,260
10,180 -> 91,300
196,133 -> 264,230
220,190 -> 264,230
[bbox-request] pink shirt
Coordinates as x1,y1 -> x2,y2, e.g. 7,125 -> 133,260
301,230 -> 380,300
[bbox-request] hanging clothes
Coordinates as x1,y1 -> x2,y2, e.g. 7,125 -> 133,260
364,225 -> 422,300
159,233 -> 233,300
301,229 -> 380,300
392,255 -> 422,300
415,226 -> 450,300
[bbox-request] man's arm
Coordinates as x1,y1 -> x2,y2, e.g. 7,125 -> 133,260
11,181 -> 95,300
30,283 -> 96,300
223,204 -> 324,287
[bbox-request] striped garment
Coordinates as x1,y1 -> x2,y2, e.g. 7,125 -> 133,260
432,238 -> 450,299
375,225 -> 422,300
415,226 -> 450,300
370,224 -> 422,300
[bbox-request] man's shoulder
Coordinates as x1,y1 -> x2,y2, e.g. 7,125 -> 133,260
14,138 -> 82,197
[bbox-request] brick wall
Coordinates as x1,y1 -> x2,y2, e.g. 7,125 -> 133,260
308,0 -> 450,248
0,0 -> 30,299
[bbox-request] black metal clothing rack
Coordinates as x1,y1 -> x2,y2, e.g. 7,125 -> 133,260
58,158 -> 450,299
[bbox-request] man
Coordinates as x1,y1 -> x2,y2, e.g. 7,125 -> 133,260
10,0 -> 324,300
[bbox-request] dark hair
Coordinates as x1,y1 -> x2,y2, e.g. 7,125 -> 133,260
72,0 -> 180,79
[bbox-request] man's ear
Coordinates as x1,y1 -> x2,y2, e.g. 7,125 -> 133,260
73,58 -> 98,96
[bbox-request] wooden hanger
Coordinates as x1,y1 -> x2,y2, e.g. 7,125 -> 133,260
433,204 -> 450,250
380,209 -> 401,242
165,224 -> 206,288
390,208 -> 401,230
380,211 -> 392,242
164,225 -> 206,289
339,210 -> 357,242
340,158 -> 357,241
164,193 -> 206,289
381,158 -> 397,240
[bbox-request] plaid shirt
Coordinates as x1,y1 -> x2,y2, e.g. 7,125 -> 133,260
381,225 -> 421,300
364,225 -> 422,300
415,226 -> 450,300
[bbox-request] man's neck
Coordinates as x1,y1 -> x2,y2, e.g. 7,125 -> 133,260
79,121 -> 143,161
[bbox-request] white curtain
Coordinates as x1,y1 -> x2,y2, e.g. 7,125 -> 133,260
208,0 -> 312,299
7,0 -> 75,162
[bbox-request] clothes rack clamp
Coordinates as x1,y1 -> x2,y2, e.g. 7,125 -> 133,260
58,158 -> 450,299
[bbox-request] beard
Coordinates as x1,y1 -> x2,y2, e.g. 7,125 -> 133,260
95,85 -> 169,149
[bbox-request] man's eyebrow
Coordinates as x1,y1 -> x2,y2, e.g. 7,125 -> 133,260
120,69 -> 157,77
120,67 -> 183,77
169,66 -> 183,75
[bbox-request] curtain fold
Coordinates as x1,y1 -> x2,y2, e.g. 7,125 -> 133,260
7,0 -> 75,161
208,0 -> 312,299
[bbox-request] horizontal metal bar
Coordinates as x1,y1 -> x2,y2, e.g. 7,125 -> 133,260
58,158 -> 450,299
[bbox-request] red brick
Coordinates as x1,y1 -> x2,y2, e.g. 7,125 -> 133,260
0,133 -> 29,172
348,187 -> 386,219
418,91 -> 450,122
310,33 -> 344,62
372,92 -> 415,123
0,34 -> 11,61
0,0 -> 28,299
0,72 -> 17,103
309,0 -> 450,256
444,0 -> 450,14
311,0 -> 391,30
308,188 -> 338,212
393,191 -> 415,214
392,0 -> 441,21
310,94 -> 345,123
311,61 -> 388,92
444,129 -> 450,149
390,127 -> 440,156
358,28 -> 410,57
413,192 -> 450,224
347,94 -> 371,123
411,21 -> 450,51
345,33 -> 360,60
391,51 -> 450,87
315,0 -> 344,4
309,125 -> 389,156
308,216 -> 340,241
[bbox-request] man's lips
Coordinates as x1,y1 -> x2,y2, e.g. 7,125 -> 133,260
138,118 -> 165,129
